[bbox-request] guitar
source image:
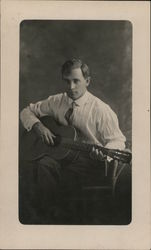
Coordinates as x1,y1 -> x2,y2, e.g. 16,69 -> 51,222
20,116 -> 132,164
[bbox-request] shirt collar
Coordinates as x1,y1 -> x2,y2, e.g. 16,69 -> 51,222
66,90 -> 90,107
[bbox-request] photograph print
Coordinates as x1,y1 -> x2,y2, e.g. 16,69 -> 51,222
19,20 -> 132,225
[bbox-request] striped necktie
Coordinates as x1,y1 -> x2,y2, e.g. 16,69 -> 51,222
65,101 -> 76,125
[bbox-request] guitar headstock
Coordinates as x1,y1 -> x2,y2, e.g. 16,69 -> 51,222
107,149 -> 132,163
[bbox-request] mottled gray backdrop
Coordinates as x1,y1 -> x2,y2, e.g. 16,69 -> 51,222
19,20 -> 132,148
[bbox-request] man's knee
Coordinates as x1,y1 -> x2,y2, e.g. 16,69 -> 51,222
37,156 -> 61,188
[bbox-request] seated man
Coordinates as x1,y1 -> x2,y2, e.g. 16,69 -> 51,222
20,58 -> 131,224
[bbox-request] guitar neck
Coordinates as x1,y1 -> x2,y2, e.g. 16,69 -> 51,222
61,139 -> 131,163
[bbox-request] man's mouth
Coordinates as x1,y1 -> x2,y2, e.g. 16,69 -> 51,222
68,91 -> 77,95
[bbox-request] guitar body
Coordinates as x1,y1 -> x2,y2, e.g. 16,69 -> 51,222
20,116 -> 80,162
20,116 -> 132,164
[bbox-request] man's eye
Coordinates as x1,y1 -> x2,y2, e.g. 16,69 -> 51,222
74,79 -> 79,83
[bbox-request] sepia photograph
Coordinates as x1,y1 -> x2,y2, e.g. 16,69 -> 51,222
19,20 -> 132,225
0,1 -> 150,249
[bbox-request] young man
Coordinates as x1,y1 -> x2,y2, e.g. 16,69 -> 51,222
20,59 -> 128,223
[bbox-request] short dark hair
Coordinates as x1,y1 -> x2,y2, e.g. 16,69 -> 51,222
61,58 -> 90,79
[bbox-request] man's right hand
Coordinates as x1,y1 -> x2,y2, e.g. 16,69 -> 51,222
32,122 -> 56,146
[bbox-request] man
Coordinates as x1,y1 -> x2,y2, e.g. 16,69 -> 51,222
20,58 -> 128,224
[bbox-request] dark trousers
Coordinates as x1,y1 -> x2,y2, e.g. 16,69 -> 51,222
19,152 -> 131,224
36,152 -> 107,209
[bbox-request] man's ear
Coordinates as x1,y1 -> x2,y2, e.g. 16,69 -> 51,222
86,77 -> 91,86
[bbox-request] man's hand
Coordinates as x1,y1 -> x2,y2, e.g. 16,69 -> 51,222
32,121 -> 56,145
90,146 -> 105,161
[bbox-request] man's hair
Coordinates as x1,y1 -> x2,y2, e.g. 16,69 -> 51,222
61,58 -> 90,79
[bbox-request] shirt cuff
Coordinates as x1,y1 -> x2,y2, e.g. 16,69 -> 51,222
24,117 -> 41,131
105,141 -> 125,150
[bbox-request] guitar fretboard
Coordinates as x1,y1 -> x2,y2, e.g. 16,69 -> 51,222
60,138 -> 131,163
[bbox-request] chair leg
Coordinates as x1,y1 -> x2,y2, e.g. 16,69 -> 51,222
112,161 -> 126,196
112,159 -> 119,196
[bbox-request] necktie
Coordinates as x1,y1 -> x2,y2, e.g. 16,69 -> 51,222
65,101 -> 76,125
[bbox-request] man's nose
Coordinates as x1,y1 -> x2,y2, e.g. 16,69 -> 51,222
69,81 -> 75,89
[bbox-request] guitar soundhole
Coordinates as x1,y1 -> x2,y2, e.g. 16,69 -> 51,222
53,135 -> 61,146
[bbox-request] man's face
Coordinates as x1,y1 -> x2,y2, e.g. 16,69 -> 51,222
62,68 -> 90,100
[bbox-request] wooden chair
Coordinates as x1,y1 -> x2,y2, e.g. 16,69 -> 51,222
73,158 -> 131,225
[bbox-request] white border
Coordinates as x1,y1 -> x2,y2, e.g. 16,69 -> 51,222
0,1 -> 150,249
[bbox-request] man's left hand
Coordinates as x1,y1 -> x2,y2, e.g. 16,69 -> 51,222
90,146 -> 105,161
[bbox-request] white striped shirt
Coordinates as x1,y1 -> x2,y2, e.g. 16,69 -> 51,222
20,91 -> 126,150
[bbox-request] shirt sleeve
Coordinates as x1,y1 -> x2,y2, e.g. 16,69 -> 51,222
97,105 -> 126,150
20,94 -> 61,131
